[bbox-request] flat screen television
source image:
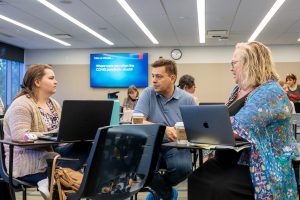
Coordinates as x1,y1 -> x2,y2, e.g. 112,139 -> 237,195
90,53 -> 148,88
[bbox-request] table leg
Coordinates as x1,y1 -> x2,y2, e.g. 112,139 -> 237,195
8,145 -> 15,200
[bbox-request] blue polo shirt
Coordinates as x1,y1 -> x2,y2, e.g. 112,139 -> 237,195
134,86 -> 196,126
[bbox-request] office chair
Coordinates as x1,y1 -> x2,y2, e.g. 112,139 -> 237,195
294,102 -> 300,113
53,124 -> 165,200
0,119 -> 36,200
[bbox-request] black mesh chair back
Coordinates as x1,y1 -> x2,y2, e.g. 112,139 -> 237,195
66,124 -> 165,200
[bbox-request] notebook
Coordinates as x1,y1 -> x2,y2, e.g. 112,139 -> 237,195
38,100 -> 114,142
180,105 -> 249,147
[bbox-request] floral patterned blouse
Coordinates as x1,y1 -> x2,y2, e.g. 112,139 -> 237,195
38,100 -> 59,131
230,80 -> 299,199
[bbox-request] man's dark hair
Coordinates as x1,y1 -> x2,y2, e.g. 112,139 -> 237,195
178,74 -> 195,89
151,59 -> 177,77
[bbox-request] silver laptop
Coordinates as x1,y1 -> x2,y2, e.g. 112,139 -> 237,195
180,105 -> 249,146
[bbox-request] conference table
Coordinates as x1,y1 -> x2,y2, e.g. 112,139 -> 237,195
163,142 -> 204,168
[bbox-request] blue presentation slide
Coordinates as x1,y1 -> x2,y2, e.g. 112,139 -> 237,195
90,53 -> 148,88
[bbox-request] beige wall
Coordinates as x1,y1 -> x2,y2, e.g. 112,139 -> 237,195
52,62 -> 300,105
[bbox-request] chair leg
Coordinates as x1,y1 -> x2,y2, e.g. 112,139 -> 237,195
22,186 -> 27,200
292,160 -> 300,198
8,186 -> 16,200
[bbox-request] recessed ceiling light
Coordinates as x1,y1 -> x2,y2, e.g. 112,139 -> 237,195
37,0 -> 114,45
248,0 -> 286,42
0,14 -> 71,46
297,38 -> 300,42
116,0 -> 159,44
197,0 -> 205,44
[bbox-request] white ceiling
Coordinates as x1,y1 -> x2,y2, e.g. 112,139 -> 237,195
0,0 -> 299,49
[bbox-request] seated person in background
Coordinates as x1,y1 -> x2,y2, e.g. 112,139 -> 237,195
279,80 -> 296,113
178,75 -> 213,161
134,59 -> 196,200
122,85 -> 139,111
189,41 -> 299,200
286,73 -> 300,102
3,64 -> 91,199
177,74 -> 200,104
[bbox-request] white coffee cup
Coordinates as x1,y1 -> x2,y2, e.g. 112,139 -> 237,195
132,113 -> 144,124
175,122 -> 188,144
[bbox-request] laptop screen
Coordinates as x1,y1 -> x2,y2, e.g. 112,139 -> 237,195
57,100 -> 114,141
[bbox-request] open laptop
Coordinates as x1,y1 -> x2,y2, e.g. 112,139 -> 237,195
38,100 -> 114,142
120,109 -> 133,124
180,105 -> 249,146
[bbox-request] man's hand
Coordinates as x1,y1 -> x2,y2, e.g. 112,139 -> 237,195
165,126 -> 177,142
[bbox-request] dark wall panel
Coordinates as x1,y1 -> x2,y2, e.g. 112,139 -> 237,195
0,42 -> 24,63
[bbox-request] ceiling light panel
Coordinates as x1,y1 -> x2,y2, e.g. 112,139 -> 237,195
116,0 -> 159,44
0,14 -> 71,46
37,0 -> 114,45
197,0 -> 205,44
248,0 -> 286,42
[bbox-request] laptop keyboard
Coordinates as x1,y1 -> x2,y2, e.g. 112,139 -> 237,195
44,132 -> 58,137
38,132 -> 58,140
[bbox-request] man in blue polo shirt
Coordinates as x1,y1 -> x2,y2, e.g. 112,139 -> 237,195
134,59 -> 196,200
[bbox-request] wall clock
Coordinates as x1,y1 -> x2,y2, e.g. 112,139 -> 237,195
170,49 -> 182,60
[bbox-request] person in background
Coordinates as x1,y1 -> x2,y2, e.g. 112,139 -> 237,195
189,41 -> 298,199
3,64 -> 91,199
122,85 -> 139,111
177,74 -> 200,104
279,80 -> 296,113
286,73 -> 300,102
177,75 -> 214,161
134,59 -> 196,200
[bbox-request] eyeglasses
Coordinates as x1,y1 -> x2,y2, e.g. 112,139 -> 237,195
231,60 -> 240,68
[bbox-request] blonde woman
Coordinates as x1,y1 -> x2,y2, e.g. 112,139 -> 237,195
189,41 -> 298,200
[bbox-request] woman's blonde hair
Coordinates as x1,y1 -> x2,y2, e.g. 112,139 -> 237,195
15,64 -> 53,100
235,41 -> 279,88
